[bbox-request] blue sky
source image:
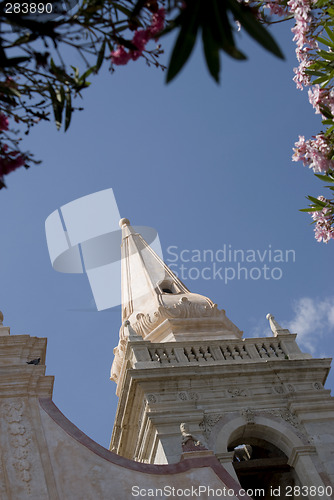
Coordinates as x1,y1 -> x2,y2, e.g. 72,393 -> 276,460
0,18 -> 333,448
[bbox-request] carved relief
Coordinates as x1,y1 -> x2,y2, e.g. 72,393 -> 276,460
241,408 -> 255,425
313,382 -> 323,390
260,408 -> 300,429
227,388 -> 248,398
177,392 -> 188,401
146,394 -> 157,404
2,400 -> 32,494
287,384 -> 295,392
199,413 -> 222,438
273,385 -> 285,394
177,391 -> 199,401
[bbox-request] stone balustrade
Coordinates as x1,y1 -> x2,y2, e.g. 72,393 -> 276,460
129,333 -> 311,369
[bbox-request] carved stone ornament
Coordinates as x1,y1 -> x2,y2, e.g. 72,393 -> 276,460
241,408 -> 255,425
178,392 -> 188,401
199,413 -> 222,438
132,297 -> 241,338
146,394 -> 157,404
273,385 -> 285,394
227,387 -> 248,398
313,382 -> 323,390
259,408 -> 301,429
2,400 -> 32,494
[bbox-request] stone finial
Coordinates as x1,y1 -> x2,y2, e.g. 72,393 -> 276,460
119,218 -> 130,228
0,310 -> 10,336
266,313 -> 290,336
124,319 -> 140,341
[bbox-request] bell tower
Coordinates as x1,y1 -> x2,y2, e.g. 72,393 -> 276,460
110,219 -> 334,497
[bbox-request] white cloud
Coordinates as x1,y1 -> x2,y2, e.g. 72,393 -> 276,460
284,297 -> 334,354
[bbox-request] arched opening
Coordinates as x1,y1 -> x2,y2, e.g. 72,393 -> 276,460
228,437 -> 300,499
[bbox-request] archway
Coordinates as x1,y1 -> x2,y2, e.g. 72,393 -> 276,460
228,437 -> 298,499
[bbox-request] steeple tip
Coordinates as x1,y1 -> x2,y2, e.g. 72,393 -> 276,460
119,218 -> 130,228
0,310 -> 3,326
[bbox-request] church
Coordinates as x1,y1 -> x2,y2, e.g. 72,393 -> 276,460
0,218 -> 333,499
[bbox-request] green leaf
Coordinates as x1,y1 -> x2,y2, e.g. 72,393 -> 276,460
225,0 -> 284,59
96,39 -> 106,72
64,89 -> 72,132
325,26 -> 334,44
48,83 -> 62,130
313,75 -> 330,85
201,20 -> 220,82
315,173 -> 334,182
0,84 -> 20,98
320,106 -> 333,119
166,2 -> 201,83
316,36 -> 334,49
307,195 -> 327,207
299,207 -> 320,212
211,0 -> 246,60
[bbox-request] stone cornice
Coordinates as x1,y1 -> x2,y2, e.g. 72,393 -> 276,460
0,334 -> 54,398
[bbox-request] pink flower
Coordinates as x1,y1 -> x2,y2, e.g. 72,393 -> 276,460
149,8 -> 165,37
308,85 -> 334,117
110,7 -> 165,67
310,197 -> 334,243
293,134 -> 334,172
0,113 -> 9,131
111,46 -> 131,66
265,1 -> 288,17
0,144 -> 25,177
133,29 -> 150,51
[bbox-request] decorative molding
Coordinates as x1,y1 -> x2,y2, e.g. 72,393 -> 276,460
177,391 -> 199,402
132,297 -> 241,338
313,382 -> 323,390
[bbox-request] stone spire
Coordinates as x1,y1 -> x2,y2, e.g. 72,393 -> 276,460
118,218 -> 242,343
111,218 -> 242,385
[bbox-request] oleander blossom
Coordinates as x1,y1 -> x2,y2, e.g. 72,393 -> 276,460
287,0 -> 317,90
293,135 -> 334,172
0,113 -> 9,132
111,8 -> 165,66
111,46 -> 131,65
264,1 -> 288,17
308,85 -> 334,117
310,196 -> 334,243
0,144 -> 26,179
